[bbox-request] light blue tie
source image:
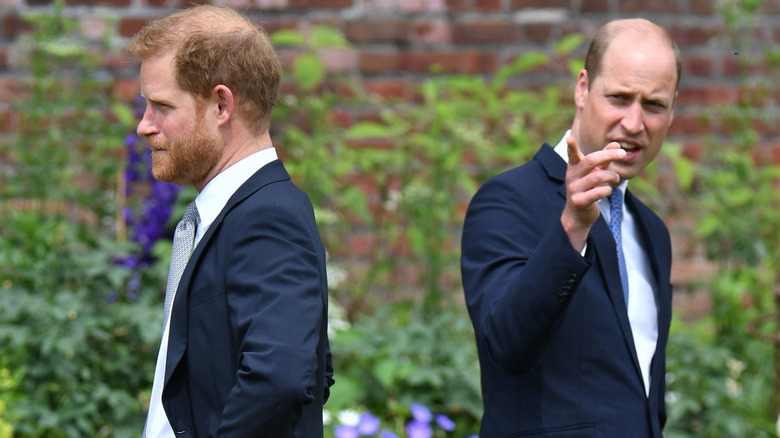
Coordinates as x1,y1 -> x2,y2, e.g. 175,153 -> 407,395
609,189 -> 629,305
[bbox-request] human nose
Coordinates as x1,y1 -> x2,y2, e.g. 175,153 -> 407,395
136,106 -> 157,137
621,102 -> 644,134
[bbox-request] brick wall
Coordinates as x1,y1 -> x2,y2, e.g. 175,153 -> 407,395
1,0 -> 779,315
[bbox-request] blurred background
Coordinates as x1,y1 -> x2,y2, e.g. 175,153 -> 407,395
0,0 -> 778,436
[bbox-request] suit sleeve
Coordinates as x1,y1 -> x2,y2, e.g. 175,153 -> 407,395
216,195 -> 325,436
461,174 -> 592,374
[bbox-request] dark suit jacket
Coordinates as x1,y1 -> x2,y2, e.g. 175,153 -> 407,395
461,145 -> 673,438
161,159 -> 332,438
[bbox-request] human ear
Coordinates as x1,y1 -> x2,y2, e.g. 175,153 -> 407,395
213,85 -> 234,126
574,69 -> 589,109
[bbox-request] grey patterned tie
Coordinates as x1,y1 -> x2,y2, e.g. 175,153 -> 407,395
143,202 -> 197,438
162,201 -> 198,330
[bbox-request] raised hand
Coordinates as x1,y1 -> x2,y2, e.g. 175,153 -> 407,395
560,135 -> 626,251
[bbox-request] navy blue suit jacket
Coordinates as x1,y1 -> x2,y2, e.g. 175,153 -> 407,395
162,159 -> 332,437
461,145 -> 673,438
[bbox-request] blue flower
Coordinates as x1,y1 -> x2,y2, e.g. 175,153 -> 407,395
357,412 -> 381,435
334,425 -> 359,438
435,414 -> 455,432
410,403 -> 432,423
406,420 -> 432,438
380,431 -> 399,438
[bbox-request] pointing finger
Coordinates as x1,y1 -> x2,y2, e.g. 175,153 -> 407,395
566,135 -> 583,165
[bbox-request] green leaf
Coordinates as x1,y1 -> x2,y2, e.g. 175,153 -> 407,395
269,29 -> 306,46
310,25 -> 349,49
111,102 -> 135,127
293,53 -> 324,91
344,121 -> 394,139
555,33 -> 584,56
494,52 -> 550,88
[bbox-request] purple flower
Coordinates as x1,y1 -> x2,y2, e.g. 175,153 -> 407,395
435,414 -> 455,432
334,425 -> 359,438
357,413 -> 380,435
125,133 -> 138,147
410,403 -> 432,423
406,420 -> 432,438
380,431 -> 399,438
105,291 -> 119,305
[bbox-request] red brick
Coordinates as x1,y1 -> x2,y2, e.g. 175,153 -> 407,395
118,18 -> 149,38
260,19 -> 298,36
461,50 -> 498,74
618,0 -> 681,13
413,19 -> 452,45
669,24 -> 725,46
66,0 -> 131,6
580,0 -> 608,12
0,45 -> 9,70
358,51 -> 398,74
399,0 -> 446,12
681,141 -> 704,162
398,51 -> 461,74
453,21 -> 516,44
318,48 -> 355,73
114,78 -> 140,103
722,54 -> 742,76
346,19 -> 409,44
684,54 -> 714,76
444,0 -> 469,11
475,0 -> 503,11
3,15 -> 31,38
0,109 -> 19,133
753,116 -> 779,137
363,78 -> 409,100
676,84 -> 734,106
667,112 -> 709,136
288,0 -> 352,8
690,0 -> 715,14
772,142 -> 780,164
511,0 -> 569,9
524,23 -> 552,43
0,78 -> 26,106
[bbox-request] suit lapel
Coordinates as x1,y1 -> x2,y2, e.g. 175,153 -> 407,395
164,159 -> 292,385
590,218 -> 643,378
537,145 -> 649,384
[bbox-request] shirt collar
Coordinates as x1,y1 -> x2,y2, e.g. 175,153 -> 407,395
193,147 -> 278,244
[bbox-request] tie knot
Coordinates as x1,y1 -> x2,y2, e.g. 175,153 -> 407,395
181,201 -> 199,226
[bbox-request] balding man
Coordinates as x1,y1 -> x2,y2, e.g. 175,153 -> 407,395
129,6 -> 332,437
461,19 -> 679,437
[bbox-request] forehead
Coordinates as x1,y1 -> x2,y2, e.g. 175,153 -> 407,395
139,52 -> 191,102
595,35 -> 677,97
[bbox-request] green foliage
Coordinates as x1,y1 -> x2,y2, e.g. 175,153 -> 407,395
327,304 -> 481,437
272,26 -> 580,317
0,367 -> 17,438
665,318 -> 775,437
0,3 -> 161,436
666,0 -> 780,433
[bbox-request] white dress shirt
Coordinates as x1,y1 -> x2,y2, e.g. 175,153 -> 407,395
145,147 -> 279,437
553,132 -> 659,397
